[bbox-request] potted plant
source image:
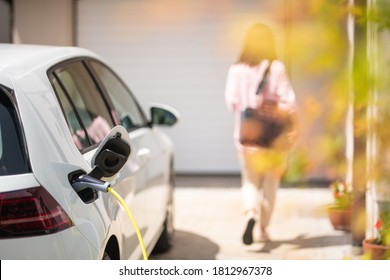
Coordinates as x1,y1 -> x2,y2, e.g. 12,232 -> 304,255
327,181 -> 352,231
362,202 -> 390,260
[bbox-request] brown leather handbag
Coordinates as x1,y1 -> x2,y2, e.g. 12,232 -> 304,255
239,63 -> 296,150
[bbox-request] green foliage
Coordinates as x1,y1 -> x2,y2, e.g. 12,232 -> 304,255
376,209 -> 390,246
329,181 -> 352,209
283,149 -> 310,183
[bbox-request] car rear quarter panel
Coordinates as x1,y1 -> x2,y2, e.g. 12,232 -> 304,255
0,228 -> 99,259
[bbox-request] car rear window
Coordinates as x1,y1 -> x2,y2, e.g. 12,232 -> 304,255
0,88 -> 29,176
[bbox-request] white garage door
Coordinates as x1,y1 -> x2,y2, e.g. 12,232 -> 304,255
77,0 -> 279,174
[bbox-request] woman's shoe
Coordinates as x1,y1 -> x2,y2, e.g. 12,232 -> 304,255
242,218 -> 255,245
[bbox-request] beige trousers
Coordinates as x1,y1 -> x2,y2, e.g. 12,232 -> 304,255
239,149 -> 287,228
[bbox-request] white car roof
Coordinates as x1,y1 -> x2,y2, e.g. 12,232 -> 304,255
0,44 -> 101,73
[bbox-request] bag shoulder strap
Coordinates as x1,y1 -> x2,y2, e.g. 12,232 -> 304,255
256,60 -> 273,96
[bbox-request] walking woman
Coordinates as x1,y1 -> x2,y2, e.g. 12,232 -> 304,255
224,23 -> 298,245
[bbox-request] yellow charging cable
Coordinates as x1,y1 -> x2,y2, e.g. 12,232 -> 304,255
107,187 -> 148,260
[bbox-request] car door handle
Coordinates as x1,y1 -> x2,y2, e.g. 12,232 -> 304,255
137,148 -> 150,160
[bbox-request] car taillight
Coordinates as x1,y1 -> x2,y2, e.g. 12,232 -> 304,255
0,186 -> 73,238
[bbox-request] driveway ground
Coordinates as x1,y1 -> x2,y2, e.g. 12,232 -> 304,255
150,175 -> 355,260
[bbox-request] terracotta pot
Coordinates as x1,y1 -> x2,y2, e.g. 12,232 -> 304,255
327,207 -> 351,231
362,239 -> 390,260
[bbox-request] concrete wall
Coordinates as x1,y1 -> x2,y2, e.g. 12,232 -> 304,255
12,0 -> 73,46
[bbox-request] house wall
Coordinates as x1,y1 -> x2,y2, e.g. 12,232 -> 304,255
76,0 -> 343,180
12,0 -> 73,46
9,0 -> 348,182
0,0 -> 11,43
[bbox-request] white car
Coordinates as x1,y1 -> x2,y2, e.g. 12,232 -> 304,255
0,44 -> 178,259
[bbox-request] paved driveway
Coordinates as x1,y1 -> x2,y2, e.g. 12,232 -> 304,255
150,176 -> 353,260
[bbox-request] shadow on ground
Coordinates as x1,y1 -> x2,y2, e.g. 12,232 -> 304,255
253,233 -> 352,253
150,230 -> 219,260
